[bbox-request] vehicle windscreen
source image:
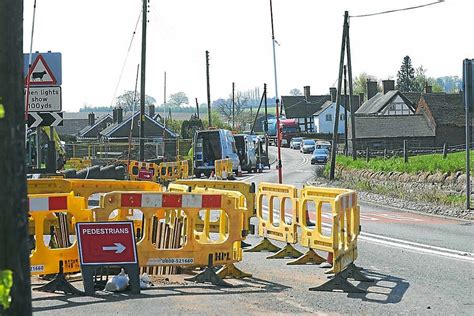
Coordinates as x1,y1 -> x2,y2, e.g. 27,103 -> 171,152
303,140 -> 315,145
283,126 -> 298,133
293,138 -> 303,143
314,149 -> 327,155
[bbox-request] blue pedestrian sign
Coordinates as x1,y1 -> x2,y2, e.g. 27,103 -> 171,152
24,52 -> 62,86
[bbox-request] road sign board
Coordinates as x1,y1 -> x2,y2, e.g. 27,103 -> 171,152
24,52 -> 62,86
76,222 -> 138,265
24,86 -> 61,112
28,112 -> 63,128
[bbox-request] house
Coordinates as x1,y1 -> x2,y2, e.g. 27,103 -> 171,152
77,113 -> 113,141
356,80 -> 420,116
313,100 -> 346,134
416,92 -> 471,146
282,86 -> 360,133
55,112 -> 110,137
349,115 -> 436,150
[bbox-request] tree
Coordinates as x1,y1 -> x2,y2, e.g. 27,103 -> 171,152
213,91 -> 252,129
353,72 -> 380,96
289,88 -> 302,96
115,90 -> 156,112
167,92 -> 189,107
396,56 -> 417,92
413,65 -> 444,93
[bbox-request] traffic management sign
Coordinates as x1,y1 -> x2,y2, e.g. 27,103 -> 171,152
76,222 -> 138,265
24,52 -> 62,86
24,86 -> 62,112
28,112 -> 63,128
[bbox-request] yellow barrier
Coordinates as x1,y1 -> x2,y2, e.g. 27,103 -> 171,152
93,191 -> 247,284
128,160 -> 160,182
66,158 -> 92,170
214,158 -> 233,179
179,160 -> 190,179
245,182 -> 302,259
159,161 -> 181,182
29,192 -> 91,275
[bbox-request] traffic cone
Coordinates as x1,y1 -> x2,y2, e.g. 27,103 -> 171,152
326,252 -> 333,266
237,165 -> 242,177
209,170 -> 216,180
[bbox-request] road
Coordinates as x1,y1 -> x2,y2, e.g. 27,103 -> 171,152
32,147 -> 473,315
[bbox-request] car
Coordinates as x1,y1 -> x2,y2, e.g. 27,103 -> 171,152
289,137 -> 303,149
315,140 -> 331,152
300,139 -> 316,153
311,148 -> 329,164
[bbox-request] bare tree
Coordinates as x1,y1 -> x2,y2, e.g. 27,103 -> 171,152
289,88 -> 303,96
115,90 -> 156,112
213,91 -> 252,129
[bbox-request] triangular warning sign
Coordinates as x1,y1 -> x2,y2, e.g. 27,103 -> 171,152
25,55 -> 57,85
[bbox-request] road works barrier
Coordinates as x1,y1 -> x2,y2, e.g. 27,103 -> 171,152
128,160 -> 160,182
66,158 -> 92,170
93,191 -> 247,285
245,182 -> 302,259
248,183 -> 371,293
214,158 -> 233,179
29,192 -> 91,276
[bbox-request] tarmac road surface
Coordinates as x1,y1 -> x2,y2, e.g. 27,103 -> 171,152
32,147 -> 473,315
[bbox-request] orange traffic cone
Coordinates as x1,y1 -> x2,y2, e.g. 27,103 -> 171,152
326,252 -> 333,266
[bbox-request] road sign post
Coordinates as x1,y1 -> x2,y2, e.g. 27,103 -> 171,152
76,221 -> 140,295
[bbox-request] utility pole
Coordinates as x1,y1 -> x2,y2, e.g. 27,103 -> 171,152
0,0 -> 32,314
329,11 -> 349,180
264,83 -> 269,159
343,65 -> 349,155
163,71 -> 166,158
232,82 -> 235,129
206,50 -> 212,127
269,0 -> 282,183
463,59 -> 473,210
195,98 -> 200,119
139,0 -> 148,161
346,15 -> 357,160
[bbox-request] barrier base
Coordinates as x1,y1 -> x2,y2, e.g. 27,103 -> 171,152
287,249 -> 326,265
217,263 -> 252,279
244,237 -> 280,253
185,255 -> 232,287
310,264 -> 371,293
34,263 -> 84,296
267,243 -> 303,259
241,240 -> 252,248
344,263 -> 374,282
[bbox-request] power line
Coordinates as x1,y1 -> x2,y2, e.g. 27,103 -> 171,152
109,7 -> 142,107
350,0 -> 444,18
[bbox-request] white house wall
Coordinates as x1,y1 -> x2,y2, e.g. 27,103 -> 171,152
313,104 -> 346,134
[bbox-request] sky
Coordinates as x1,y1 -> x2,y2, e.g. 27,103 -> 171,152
23,0 -> 472,112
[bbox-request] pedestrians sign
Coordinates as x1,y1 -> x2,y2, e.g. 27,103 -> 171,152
25,86 -> 61,112
76,222 -> 138,265
24,52 -> 62,86
28,112 -> 63,128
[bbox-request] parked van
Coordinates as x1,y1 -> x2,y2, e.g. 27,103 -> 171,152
233,134 -> 258,172
193,129 -> 240,178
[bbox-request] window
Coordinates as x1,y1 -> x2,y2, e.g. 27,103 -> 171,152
340,114 -> 345,121
326,114 -> 332,121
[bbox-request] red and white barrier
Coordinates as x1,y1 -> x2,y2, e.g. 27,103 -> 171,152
121,193 -> 222,209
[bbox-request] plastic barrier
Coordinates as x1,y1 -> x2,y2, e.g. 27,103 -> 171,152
93,191 -> 246,285
29,192 -> 91,275
245,182 -> 302,259
159,161 -> 181,182
66,158 -> 92,170
175,179 -> 256,235
128,160 -> 159,182
179,160 -> 190,179
214,158 -> 233,179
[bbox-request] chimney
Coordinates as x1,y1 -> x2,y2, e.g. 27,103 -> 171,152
113,108 -> 118,123
329,87 -> 337,102
367,80 -> 378,100
88,112 -> 95,126
424,85 -> 432,93
148,104 -> 155,117
117,107 -> 123,124
303,86 -> 311,101
382,80 -> 395,94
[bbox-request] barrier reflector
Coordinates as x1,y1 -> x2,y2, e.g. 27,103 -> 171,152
121,192 -> 222,209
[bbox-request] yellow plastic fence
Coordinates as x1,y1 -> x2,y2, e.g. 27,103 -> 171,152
93,191 -> 245,268
29,192 -> 91,275
214,158 -> 233,179
128,160 -> 160,182
66,158 -> 92,170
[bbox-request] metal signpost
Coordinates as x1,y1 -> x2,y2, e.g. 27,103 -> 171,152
76,221 -> 140,295
24,51 -> 62,171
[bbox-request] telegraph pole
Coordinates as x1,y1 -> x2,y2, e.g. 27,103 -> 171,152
329,11 -> 349,180
0,0 -> 32,314
343,65 -> 349,155
163,71 -> 166,158
269,0 -> 282,183
232,82 -> 235,129
346,15 -> 357,160
139,0 -> 148,161
195,98 -> 200,119
463,59 -> 473,210
206,50 -> 212,127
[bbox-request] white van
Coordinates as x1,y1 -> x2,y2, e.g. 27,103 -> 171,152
193,129 -> 240,178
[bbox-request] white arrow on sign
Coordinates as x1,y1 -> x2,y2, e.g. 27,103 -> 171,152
102,243 -> 126,254
29,112 -> 43,128
51,112 -> 62,126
